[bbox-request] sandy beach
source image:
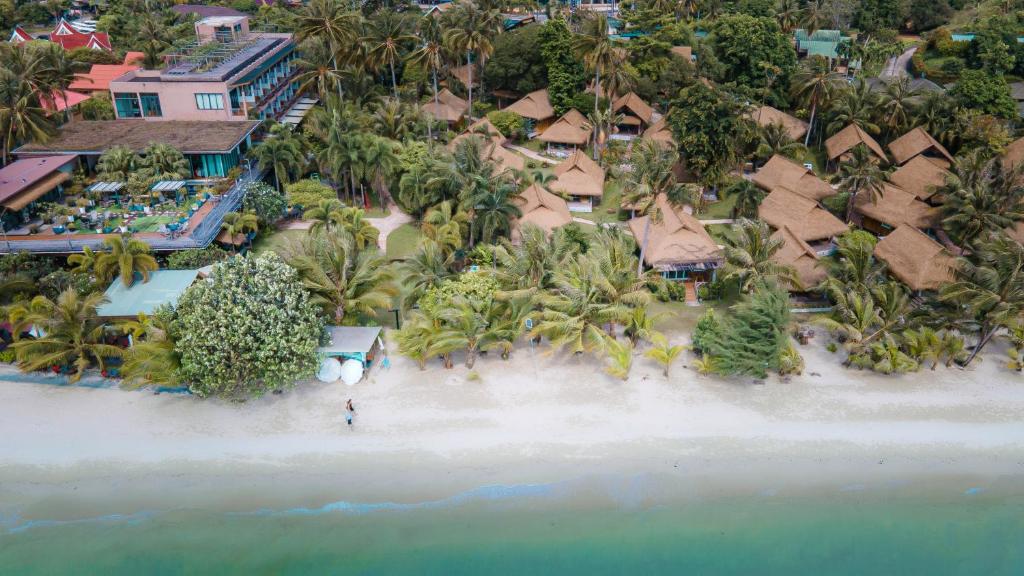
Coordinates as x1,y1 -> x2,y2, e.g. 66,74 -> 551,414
2,325 -> 1024,528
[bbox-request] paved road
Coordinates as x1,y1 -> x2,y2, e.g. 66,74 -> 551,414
881,46 -> 917,78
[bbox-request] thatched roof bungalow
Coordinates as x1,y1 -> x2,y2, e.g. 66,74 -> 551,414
888,127 -> 953,167
421,88 -> 469,125
611,92 -> 655,134
873,225 -> 956,291
511,183 -> 572,243
504,88 -> 555,131
888,155 -> 951,201
770,225 -> 826,292
538,109 -> 592,152
758,187 -> 848,242
549,149 -> 604,212
854,183 -> 941,234
752,155 -> 834,201
748,105 -> 808,142
825,124 -> 886,164
627,194 -> 723,282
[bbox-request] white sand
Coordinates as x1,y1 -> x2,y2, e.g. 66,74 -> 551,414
2,334 -> 1024,519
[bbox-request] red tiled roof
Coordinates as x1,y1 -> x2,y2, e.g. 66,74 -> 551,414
9,26 -> 33,43
42,90 -> 91,114
49,20 -> 111,51
69,64 -> 140,91
123,51 -> 144,65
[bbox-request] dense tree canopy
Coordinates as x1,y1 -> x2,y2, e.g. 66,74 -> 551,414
706,14 -> 796,105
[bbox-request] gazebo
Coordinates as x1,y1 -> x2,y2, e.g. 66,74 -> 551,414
319,326 -> 383,368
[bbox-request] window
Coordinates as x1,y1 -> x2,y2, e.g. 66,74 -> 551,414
195,93 -> 224,110
139,93 -> 162,117
114,92 -> 141,118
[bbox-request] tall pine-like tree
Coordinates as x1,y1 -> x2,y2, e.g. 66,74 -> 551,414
705,282 -> 792,378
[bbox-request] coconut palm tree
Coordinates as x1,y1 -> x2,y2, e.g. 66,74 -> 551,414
399,241 -> 453,310
721,179 -> 764,219
722,219 -> 800,292
407,15 -> 446,141
119,311 -> 180,389
220,212 -> 259,254
800,0 -> 828,36
821,230 -> 887,295
622,139 -> 685,275
790,56 -> 841,146
878,77 -> 921,138
363,12 -> 415,98
303,198 -> 345,234
295,37 -> 344,100
96,235 -> 158,287
776,0 -> 802,33
8,290 -> 122,383
645,332 -> 686,377
574,12 -> 615,119
139,143 -> 190,181
338,206 -> 380,250
938,153 -> 1024,246
826,78 -> 882,137
940,234 -> 1024,366
754,122 -> 806,162
278,229 -> 397,325
67,246 -> 101,277
422,200 -> 469,256
601,333 -> 633,380
467,182 -> 521,244
253,126 -> 305,192
0,69 -> 52,166
837,144 -> 887,223
295,0 -> 359,93
96,146 -> 138,182
360,134 -> 400,208
444,0 -> 502,119
432,297 -> 492,368
492,223 -> 575,291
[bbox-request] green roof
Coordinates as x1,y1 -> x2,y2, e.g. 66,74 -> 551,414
795,29 -> 842,42
804,40 -> 841,58
96,270 -> 199,318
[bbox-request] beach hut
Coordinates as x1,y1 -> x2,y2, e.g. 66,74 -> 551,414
504,88 -> 556,134
627,194 -> 723,293
538,109 -> 592,155
95,270 -> 200,320
511,183 -> 572,243
888,127 -> 954,167
611,92 -> 655,135
748,105 -> 809,142
421,88 -> 469,127
888,156 -> 951,202
642,118 -> 676,147
854,183 -> 941,234
758,187 -> 848,244
770,226 -> 827,292
549,150 -> 605,212
752,155 -> 834,201
319,326 -> 383,368
873,225 -> 956,292
825,124 -> 887,167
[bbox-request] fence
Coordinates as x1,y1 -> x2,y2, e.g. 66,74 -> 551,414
0,169 -> 264,255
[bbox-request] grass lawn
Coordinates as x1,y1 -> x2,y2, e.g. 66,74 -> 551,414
705,223 -> 732,244
700,193 -> 737,220
251,228 -> 307,255
386,223 -> 423,261
590,180 -> 627,225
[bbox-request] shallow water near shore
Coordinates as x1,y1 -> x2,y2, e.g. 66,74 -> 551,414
2,475 -> 1022,575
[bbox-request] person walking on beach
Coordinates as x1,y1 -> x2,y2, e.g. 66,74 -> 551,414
345,408 -> 353,428
346,399 -> 356,414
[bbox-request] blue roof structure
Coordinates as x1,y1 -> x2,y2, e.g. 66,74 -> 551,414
96,270 -> 200,318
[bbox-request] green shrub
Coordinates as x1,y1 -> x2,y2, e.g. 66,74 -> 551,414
166,246 -> 229,270
0,349 -> 15,363
827,342 -> 838,353
486,110 -> 525,140
284,179 -> 335,211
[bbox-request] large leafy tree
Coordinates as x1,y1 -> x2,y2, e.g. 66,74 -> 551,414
706,14 -> 796,105
538,17 -> 586,115
666,82 -> 746,186
175,253 -> 324,398
242,181 -> 288,225
949,70 -> 1017,120
7,290 -> 122,383
482,23 -> 547,95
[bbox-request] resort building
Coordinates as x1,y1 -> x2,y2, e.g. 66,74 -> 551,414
422,88 -> 469,127
0,156 -> 78,230
10,19 -> 111,51
854,183 -> 941,235
627,194 -> 722,287
670,46 -> 694,62
95,269 -> 201,320
14,120 -> 260,178
752,155 -> 834,201
873,225 -> 956,292
538,109 -> 592,155
748,105 -> 808,142
758,187 -> 848,244
770,226 -> 826,292
825,124 -> 886,166
888,155 -> 951,202
549,150 -> 605,212
794,29 -> 848,60
449,119 -> 525,173
888,127 -> 954,167
504,88 -> 555,134
170,4 -> 247,18
69,61 -> 142,96
642,118 -> 676,146
511,183 -> 572,243
611,92 -> 655,136
107,15 -> 302,122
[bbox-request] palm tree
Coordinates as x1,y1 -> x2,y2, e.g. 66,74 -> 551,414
622,139 -> 685,275
826,78 -> 882,137
574,12 -> 614,119
408,15 -> 446,141
836,144 -> 886,223
444,0 -> 502,120
433,297 -> 492,368
0,69 -> 52,166
139,143 -> 190,181
67,246 -> 101,277
338,206 -> 380,250
96,235 -> 158,287
822,230 -> 887,295
938,153 -> 1024,246
800,0 -> 828,36
303,198 -> 345,234
776,0 -> 802,33
295,0 -> 359,94
492,224 -> 575,291
220,212 -> 259,253
363,12 -> 415,98
754,122 -> 806,162
878,77 -> 920,137
253,126 -> 305,191
601,333 -> 633,380
722,219 -> 799,292
295,37 -> 344,99
422,200 -> 469,255
398,241 -> 453,310
278,229 -> 397,325
119,312 -> 180,388
360,134 -> 400,208
940,234 -> 1024,366
645,332 -> 686,377
468,183 -> 521,244
96,146 -> 137,182
721,179 -> 764,219
587,107 -> 624,159
790,56 -> 841,146
8,290 -> 122,383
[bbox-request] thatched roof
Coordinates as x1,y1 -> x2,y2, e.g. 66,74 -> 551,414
550,149 -> 605,197
770,225 -> 826,291
15,120 -> 261,155
627,194 -> 722,269
450,63 -> 479,87
485,142 -> 525,172
612,92 -> 655,125
855,183 -> 941,230
825,124 -> 886,161
888,127 -> 954,166
1004,136 -> 1024,170
642,117 -> 676,146
1007,221 -> 1024,243
671,46 -> 693,61
449,117 -> 506,149
421,88 -> 468,123
748,105 -> 808,142
538,109 -> 592,145
752,155 -> 834,200
504,88 -> 554,121
874,225 -> 956,291
512,183 -> 572,242
758,187 -> 848,241
888,155 -> 951,200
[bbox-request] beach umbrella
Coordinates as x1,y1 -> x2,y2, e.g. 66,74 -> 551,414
316,357 -> 342,383
339,359 -> 364,386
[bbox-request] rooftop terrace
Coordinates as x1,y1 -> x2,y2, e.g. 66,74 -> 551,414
156,33 -> 291,83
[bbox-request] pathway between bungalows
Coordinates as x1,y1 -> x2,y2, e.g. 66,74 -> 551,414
283,204 -> 413,250
507,145 -> 559,165
881,46 -> 916,79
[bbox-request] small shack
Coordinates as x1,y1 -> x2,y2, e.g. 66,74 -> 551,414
96,270 -> 200,319
319,326 -> 383,368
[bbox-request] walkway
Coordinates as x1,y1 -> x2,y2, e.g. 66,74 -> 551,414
368,205 -> 414,249
698,219 -> 736,225
507,144 -> 559,166
881,46 -> 916,79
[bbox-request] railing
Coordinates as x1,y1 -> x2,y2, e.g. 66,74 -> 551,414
0,168 -> 264,254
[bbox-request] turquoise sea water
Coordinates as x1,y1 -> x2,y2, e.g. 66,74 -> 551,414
2,480 -> 1022,575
